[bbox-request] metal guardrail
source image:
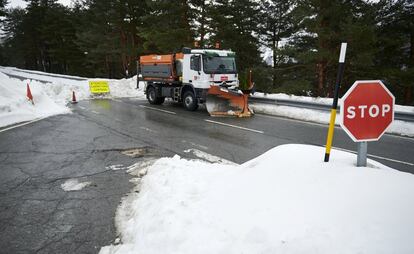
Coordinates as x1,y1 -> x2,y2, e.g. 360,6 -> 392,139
249,96 -> 414,123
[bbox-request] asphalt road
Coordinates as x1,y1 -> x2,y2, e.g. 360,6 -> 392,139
95,98 -> 413,172
1,97 -> 413,253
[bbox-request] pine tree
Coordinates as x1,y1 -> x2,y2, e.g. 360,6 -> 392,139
77,0 -> 149,78
259,0 -> 296,88
375,0 -> 414,105
190,0 -> 208,48
208,0 -> 262,73
0,0 -> 8,17
140,0 -> 193,53
291,0 -> 377,96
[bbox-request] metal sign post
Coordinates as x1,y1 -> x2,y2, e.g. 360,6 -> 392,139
357,141 -> 367,167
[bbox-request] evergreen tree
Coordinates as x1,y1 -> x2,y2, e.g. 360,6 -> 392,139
208,0 -> 262,73
0,0 -> 8,17
140,0 -> 193,53
1,8 -> 26,66
375,0 -> 414,105
291,0 -> 377,96
190,0 -> 208,48
259,0 -> 296,88
77,0 -> 149,78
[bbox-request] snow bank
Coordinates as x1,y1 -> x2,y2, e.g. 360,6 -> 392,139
0,70 -> 145,128
253,92 -> 414,113
0,72 -> 71,127
100,144 -> 414,254
251,102 -> 414,137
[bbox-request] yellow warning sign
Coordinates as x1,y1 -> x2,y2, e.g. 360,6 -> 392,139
89,80 -> 110,94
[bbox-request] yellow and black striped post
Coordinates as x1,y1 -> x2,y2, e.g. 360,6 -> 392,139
324,43 -> 347,162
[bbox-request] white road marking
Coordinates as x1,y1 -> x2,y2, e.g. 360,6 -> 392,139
78,106 -> 86,110
139,105 -> 176,115
205,119 -> 264,134
91,110 -> 100,115
0,117 -> 46,133
184,148 -> 237,165
332,146 -> 413,166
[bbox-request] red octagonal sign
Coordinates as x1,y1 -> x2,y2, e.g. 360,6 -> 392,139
340,80 -> 395,142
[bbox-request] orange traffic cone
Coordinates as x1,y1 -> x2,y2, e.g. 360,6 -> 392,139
71,91 -> 78,104
27,83 -> 34,105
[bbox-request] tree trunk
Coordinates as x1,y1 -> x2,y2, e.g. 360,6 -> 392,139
317,60 -> 327,96
272,37 -> 279,88
199,0 -> 206,47
405,31 -> 414,105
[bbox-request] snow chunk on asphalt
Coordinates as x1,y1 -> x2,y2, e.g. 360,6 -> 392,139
100,144 -> 414,254
61,179 -> 91,191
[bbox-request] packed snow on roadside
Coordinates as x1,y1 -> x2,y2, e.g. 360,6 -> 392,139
0,70 -> 145,128
250,96 -> 414,137
100,144 -> 414,254
253,92 -> 414,113
251,103 -> 414,137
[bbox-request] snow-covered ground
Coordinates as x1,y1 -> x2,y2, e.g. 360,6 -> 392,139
0,68 -> 145,128
251,93 -> 414,137
100,144 -> 414,254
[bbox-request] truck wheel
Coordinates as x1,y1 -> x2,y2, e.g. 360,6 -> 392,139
183,91 -> 198,111
147,86 -> 165,105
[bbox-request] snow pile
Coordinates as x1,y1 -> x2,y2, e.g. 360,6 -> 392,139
100,144 -> 414,254
253,92 -> 414,113
106,77 -> 146,99
0,69 -> 145,128
0,72 -> 71,127
251,94 -> 414,137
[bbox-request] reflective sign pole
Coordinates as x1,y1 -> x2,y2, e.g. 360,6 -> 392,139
324,43 -> 347,162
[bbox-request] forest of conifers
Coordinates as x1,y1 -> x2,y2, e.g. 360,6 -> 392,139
0,0 -> 412,105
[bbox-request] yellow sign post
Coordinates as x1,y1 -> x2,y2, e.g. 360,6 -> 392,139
324,43 -> 347,162
89,80 -> 110,94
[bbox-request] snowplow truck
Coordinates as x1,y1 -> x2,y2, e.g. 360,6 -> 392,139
139,47 -> 253,117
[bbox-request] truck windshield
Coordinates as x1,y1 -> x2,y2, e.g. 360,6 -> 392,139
203,56 -> 237,74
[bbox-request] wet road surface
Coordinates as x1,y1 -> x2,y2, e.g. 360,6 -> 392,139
0,98 -> 413,253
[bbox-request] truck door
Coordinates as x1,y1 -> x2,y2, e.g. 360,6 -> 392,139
190,54 -> 201,84
182,54 -> 209,89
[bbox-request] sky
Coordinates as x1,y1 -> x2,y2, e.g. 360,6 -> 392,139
7,0 -> 72,8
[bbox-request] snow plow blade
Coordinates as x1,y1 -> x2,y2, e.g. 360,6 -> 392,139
206,86 -> 253,117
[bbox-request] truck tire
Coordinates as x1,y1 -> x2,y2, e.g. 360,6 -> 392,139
147,86 -> 165,105
183,90 -> 198,111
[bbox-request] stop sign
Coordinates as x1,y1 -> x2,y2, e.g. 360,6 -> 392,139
340,80 -> 395,142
